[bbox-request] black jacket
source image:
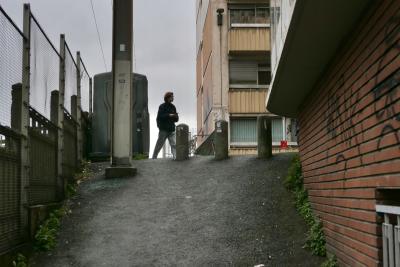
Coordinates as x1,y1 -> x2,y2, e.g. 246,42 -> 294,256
156,102 -> 179,132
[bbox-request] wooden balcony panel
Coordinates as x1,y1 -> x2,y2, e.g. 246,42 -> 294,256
229,28 -> 271,52
229,89 -> 268,113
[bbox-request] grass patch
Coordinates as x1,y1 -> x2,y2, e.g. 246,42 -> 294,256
284,155 -> 327,258
133,154 -> 148,160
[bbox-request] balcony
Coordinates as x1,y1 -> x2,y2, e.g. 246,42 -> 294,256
229,87 -> 268,114
229,27 -> 270,53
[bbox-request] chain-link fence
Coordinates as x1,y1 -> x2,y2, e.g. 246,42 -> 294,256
80,58 -> 90,112
0,6 -> 23,127
0,5 -> 24,255
64,43 -> 77,114
0,4 -> 92,259
30,14 -> 60,119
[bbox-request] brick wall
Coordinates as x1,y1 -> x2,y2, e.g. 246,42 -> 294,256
298,0 -> 400,266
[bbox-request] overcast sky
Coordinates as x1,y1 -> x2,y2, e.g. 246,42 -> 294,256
0,0 -> 196,156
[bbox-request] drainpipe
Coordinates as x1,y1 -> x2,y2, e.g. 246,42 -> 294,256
217,8 -> 224,120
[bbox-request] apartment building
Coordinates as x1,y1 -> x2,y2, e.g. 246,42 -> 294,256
267,0 -> 400,266
196,0 -> 297,155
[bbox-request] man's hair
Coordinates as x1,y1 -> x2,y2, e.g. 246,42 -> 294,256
164,92 -> 174,102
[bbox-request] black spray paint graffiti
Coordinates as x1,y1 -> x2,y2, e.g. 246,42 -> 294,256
329,14 -> 400,177
373,14 -> 400,150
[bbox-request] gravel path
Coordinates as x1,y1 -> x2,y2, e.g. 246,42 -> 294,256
32,154 -> 323,267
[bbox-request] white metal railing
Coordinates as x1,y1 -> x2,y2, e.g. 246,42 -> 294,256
376,204 -> 400,267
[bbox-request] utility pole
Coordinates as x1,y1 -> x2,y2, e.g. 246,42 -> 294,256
105,0 -> 136,178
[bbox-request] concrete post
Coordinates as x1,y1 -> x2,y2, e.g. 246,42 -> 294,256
71,95 -> 78,120
19,3 -> 31,240
176,124 -> 189,161
57,34 -> 66,199
257,115 -> 272,159
214,120 -> 228,160
50,90 -> 64,200
76,52 -> 83,162
105,0 -> 136,178
89,77 -> 93,115
11,84 -> 22,130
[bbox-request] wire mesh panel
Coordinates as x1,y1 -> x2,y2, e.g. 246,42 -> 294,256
30,15 -> 60,120
64,44 -> 77,114
80,59 -> 90,112
0,6 -> 24,254
28,108 -> 57,205
62,110 -> 77,182
0,7 -> 23,127
0,126 -> 22,253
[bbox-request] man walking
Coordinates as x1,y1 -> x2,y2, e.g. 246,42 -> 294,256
152,92 -> 179,159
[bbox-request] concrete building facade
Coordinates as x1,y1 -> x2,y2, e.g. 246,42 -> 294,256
196,0 -> 297,155
267,0 -> 400,266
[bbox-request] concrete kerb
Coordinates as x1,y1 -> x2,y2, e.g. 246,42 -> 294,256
105,166 -> 137,179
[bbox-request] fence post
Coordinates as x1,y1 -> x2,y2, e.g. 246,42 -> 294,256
89,77 -> 93,116
176,124 -> 189,161
257,115 -> 272,159
51,34 -> 66,200
76,52 -> 83,162
18,3 -> 31,240
214,120 -> 228,160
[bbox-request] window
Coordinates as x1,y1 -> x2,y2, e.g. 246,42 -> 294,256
229,61 -> 271,86
258,64 -> 271,85
230,118 -> 257,145
271,118 -> 283,143
230,5 -> 270,27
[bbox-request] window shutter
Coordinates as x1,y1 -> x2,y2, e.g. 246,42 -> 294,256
229,61 -> 258,84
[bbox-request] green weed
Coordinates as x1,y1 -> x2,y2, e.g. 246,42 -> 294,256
12,253 -> 27,267
33,207 -> 66,251
321,255 -> 338,267
285,155 -> 327,258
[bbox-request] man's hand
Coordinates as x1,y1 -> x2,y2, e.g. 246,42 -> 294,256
169,113 -> 179,119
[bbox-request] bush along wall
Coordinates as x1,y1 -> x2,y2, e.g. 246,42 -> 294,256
284,155 -> 337,266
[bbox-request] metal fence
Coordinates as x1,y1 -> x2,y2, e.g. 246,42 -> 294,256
0,6 -> 23,127
0,5 -> 24,255
80,59 -> 91,113
30,14 -> 60,120
64,43 -> 77,114
0,4 -> 92,258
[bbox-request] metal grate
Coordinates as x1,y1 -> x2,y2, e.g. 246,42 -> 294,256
0,126 -> 22,253
0,6 -> 23,127
30,14 -> 60,120
64,43 -> 77,114
28,108 -> 57,205
80,58 -> 90,112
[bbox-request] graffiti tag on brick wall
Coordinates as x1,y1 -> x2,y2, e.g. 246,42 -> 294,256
374,14 -> 400,150
327,15 -> 400,177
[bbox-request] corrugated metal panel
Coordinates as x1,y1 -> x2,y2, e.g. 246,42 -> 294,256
272,118 -> 283,142
230,118 -> 257,143
229,28 -> 271,52
229,89 -> 267,113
